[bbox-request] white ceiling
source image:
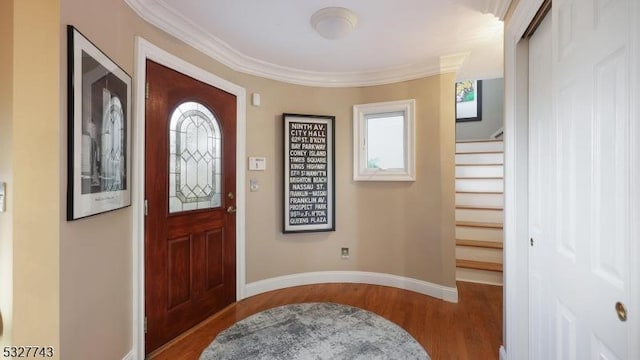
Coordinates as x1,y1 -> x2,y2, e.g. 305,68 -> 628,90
125,0 -> 508,87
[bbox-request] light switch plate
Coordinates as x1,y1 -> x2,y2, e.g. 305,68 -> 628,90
249,157 -> 267,171
250,179 -> 259,192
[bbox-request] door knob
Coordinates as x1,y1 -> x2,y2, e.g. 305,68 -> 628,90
615,302 -> 627,322
226,205 -> 236,213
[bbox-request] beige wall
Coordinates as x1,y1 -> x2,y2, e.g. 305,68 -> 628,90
439,73 -> 458,288
59,2 -> 135,359
55,0 -> 455,358
242,76 -> 456,285
11,0 -> 61,356
0,0 -> 14,347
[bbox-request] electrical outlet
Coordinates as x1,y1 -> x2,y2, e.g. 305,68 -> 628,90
341,247 -> 349,259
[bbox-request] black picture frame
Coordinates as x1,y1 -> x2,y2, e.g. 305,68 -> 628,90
455,79 -> 483,122
283,114 -> 335,233
67,25 -> 132,220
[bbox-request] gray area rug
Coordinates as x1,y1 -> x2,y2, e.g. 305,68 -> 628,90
200,302 -> 430,360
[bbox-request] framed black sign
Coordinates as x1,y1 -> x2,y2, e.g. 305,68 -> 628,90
283,114 -> 335,233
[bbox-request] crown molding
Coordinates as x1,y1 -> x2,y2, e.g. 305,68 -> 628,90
125,0 -> 468,87
484,0 -> 512,20
439,53 -> 470,74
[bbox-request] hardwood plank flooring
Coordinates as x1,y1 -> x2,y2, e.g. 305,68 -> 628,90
149,281 -> 503,360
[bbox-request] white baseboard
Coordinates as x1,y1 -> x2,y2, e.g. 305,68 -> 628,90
499,345 -> 507,360
122,349 -> 135,360
244,271 -> 458,303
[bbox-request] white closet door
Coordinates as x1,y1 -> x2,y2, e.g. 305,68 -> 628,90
528,0 -> 636,358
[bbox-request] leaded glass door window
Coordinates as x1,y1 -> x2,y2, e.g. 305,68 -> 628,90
169,101 -> 222,213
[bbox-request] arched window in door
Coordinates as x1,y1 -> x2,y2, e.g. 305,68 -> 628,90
168,101 -> 222,213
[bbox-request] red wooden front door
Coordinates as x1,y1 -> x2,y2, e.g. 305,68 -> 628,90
144,60 -> 237,354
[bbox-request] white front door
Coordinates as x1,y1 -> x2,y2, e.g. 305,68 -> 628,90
528,0 -> 637,358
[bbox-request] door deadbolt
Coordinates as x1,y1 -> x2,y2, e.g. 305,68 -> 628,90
227,192 -> 234,199
615,302 -> 627,322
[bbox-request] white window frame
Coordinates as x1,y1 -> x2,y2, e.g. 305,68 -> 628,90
353,99 -> 416,181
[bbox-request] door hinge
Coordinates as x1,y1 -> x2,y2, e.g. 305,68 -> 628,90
144,199 -> 148,216
144,316 -> 148,334
530,237 -> 534,247
145,82 -> 149,100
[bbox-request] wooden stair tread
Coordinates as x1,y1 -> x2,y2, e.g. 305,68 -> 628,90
455,176 -> 503,180
456,139 -> 504,143
456,221 -> 503,229
456,191 -> 503,195
457,259 -> 503,272
455,151 -> 504,155
456,239 -> 504,249
456,205 -> 504,210
456,165 -> 504,167
456,159 -> 504,167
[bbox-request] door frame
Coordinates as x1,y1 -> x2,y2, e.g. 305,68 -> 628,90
503,2 -> 539,359
131,37 -> 247,358
503,1 -> 640,360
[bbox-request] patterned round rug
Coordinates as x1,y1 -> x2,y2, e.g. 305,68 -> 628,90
200,302 -> 430,360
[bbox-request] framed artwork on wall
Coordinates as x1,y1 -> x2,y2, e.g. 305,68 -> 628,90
67,25 -> 132,220
455,79 -> 483,122
283,113 -> 335,233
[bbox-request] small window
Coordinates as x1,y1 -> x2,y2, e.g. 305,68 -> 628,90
353,99 -> 416,181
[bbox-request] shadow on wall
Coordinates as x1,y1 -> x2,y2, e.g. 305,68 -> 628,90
455,78 -> 504,141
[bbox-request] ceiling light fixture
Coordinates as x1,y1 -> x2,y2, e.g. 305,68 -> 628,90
310,7 -> 358,40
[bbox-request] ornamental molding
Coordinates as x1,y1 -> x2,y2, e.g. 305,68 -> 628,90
124,0 -> 469,87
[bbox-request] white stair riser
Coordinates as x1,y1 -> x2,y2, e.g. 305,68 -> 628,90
456,178 -> 503,193
456,246 -> 504,264
456,165 -> 504,178
456,208 -> 504,223
456,141 -> 504,153
456,268 -> 504,286
456,226 -> 503,242
455,192 -> 504,208
456,153 -> 504,165
455,142 -> 505,287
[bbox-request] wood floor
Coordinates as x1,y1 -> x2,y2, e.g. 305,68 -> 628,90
149,281 -> 503,360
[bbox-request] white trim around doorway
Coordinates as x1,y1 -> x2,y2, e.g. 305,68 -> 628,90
131,37 -> 247,360
503,0 -> 544,359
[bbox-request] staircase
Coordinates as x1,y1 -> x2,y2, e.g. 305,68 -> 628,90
455,140 -> 504,286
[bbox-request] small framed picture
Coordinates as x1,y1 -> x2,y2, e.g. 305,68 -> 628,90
456,80 -> 483,122
283,114 -> 335,233
67,25 -> 132,220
